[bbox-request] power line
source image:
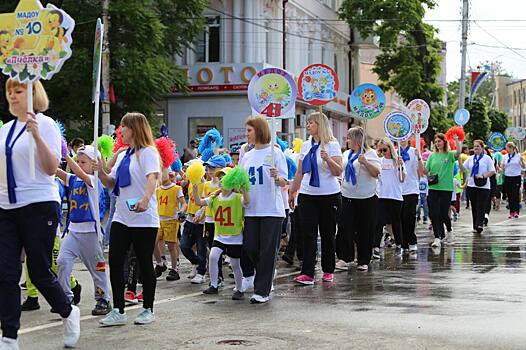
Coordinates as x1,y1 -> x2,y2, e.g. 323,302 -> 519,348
474,21 -> 526,62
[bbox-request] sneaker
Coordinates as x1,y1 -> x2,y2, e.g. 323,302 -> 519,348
372,248 -> 381,260
484,213 -> 489,226
203,286 -> 218,295
134,308 -> 155,325
281,254 -> 294,266
514,212 -> 519,218
322,273 -> 334,282
155,264 -> 167,278
476,226 -> 483,234
71,283 -> 82,306
191,274 -> 206,284
409,244 -> 417,254
431,238 -> 441,248
509,212 -> 513,219
395,245 -> 403,256
136,293 -> 144,302
294,274 -> 314,285
335,260 -> 349,271
125,291 -> 139,305
20,282 -> 27,290
166,268 -> 180,281
21,296 -> 40,311
187,265 -> 198,279
99,309 -> 127,327
63,305 -> 80,348
0,337 -> 18,350
92,299 -> 112,316
241,276 -> 255,292
356,264 -> 368,271
250,294 -> 270,304
445,232 -> 454,245
232,290 -> 245,300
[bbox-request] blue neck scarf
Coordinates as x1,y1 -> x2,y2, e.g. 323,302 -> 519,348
471,153 -> 483,177
508,153 -> 515,163
113,148 -> 135,196
301,138 -> 321,187
6,120 -> 27,204
400,145 -> 411,162
344,150 -> 361,185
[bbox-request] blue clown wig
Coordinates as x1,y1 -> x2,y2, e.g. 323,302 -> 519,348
198,128 -> 223,162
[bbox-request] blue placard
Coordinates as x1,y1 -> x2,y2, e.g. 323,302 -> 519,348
384,112 -> 413,142
349,83 -> 386,120
454,108 -> 470,126
488,132 -> 507,152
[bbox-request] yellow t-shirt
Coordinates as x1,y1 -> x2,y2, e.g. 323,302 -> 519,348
203,180 -> 220,219
156,184 -> 182,219
187,182 -> 205,215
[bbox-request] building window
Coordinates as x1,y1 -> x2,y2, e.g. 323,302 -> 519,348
196,16 -> 221,63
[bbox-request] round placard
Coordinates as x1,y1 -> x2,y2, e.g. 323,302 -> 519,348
454,108 -> 470,126
488,132 -> 507,152
297,64 -> 339,106
384,112 -> 413,142
349,83 -> 386,120
514,127 -> 526,141
407,99 -> 430,134
247,68 -> 297,116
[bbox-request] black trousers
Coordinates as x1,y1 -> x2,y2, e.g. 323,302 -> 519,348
427,190 -> 452,239
243,217 -> 283,297
467,187 -> 490,230
401,194 -> 419,248
298,193 -> 341,278
283,209 -> 304,261
504,175 -> 521,213
109,222 -> 157,313
0,202 -> 72,340
338,195 -> 377,265
374,198 -> 403,248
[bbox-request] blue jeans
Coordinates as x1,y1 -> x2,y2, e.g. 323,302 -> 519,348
104,193 -> 117,247
418,193 -> 429,220
180,221 -> 207,275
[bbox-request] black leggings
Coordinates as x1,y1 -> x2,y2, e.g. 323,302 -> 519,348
504,175 -> 521,213
401,194 -> 419,248
428,190 -> 452,239
109,222 -> 157,313
374,198 -> 403,248
467,187 -> 490,230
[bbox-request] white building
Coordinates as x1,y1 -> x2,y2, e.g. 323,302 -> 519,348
164,0 -> 353,153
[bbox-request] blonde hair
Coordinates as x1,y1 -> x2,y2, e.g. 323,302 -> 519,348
307,112 -> 337,146
347,126 -> 368,150
245,116 -> 271,144
6,79 -> 49,115
121,112 -> 155,150
506,141 -> 518,153
377,137 -> 397,159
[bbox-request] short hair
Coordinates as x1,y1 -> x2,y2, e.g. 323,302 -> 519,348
70,137 -> 85,148
245,116 -> 270,144
6,79 -> 49,115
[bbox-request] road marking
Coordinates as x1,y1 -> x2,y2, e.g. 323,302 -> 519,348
19,271 -> 299,335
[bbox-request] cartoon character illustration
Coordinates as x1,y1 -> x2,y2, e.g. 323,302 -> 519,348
311,78 -> 319,93
361,88 -> 377,106
259,75 -> 291,105
319,77 -> 328,94
389,122 -> 404,137
0,30 -> 13,63
44,10 -> 68,49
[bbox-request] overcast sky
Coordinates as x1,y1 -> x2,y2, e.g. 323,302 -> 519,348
425,0 -> 526,82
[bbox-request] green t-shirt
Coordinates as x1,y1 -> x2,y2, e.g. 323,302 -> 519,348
426,151 -> 457,192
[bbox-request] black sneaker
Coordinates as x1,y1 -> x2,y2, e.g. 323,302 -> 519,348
72,283 -> 82,305
281,254 -> 294,266
91,299 -> 112,316
21,296 -> 40,311
155,264 -> 167,278
166,268 -> 180,281
232,290 -> 244,300
202,286 -> 218,295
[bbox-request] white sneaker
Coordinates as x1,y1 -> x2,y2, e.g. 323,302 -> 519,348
241,276 -> 255,292
187,265 -> 198,279
335,260 -> 349,270
445,232 -> 454,245
372,248 -> 381,260
63,305 -> 80,348
409,244 -> 417,253
0,338 -> 19,350
99,308 -> 127,327
134,308 -> 155,325
431,238 -> 441,248
356,264 -> 368,271
250,294 -> 270,304
191,273 -> 206,284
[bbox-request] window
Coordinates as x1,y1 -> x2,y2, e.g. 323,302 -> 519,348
196,16 -> 221,63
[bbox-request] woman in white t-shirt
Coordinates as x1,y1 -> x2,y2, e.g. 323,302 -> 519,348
337,127 -> 380,271
239,116 -> 288,304
501,142 -> 524,218
459,140 -> 496,233
372,138 -> 406,258
289,112 -> 343,285
0,79 -> 80,348
99,113 -> 161,326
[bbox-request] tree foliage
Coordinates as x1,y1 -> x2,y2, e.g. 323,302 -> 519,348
465,97 -> 490,143
488,108 -> 509,133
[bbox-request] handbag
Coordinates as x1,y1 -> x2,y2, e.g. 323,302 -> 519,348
428,174 -> 439,185
474,176 -> 488,187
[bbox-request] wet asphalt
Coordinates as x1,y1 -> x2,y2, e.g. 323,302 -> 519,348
17,204 -> 526,349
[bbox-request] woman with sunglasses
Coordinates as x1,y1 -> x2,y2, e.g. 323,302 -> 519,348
501,142 -> 524,219
372,138 -> 406,258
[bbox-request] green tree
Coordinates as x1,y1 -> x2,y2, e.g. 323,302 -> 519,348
465,97 -> 490,143
429,105 -> 454,137
487,108 -> 509,133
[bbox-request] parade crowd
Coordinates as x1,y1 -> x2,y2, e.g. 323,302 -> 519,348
1,79 -> 525,349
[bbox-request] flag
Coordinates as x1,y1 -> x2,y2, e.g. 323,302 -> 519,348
109,84 -> 116,104
470,71 -> 488,102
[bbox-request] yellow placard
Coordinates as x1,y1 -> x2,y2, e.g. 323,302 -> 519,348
0,0 -> 75,82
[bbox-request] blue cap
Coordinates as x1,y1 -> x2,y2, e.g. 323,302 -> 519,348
204,155 -> 227,168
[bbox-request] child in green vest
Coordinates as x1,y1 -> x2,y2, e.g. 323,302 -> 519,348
192,167 -> 250,300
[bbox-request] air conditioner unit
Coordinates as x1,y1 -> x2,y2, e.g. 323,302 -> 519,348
296,114 -> 306,128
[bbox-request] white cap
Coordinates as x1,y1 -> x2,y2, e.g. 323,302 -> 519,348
77,145 -> 101,161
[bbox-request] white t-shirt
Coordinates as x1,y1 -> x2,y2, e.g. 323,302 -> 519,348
204,192 -> 245,245
239,145 -> 287,218
110,147 -> 161,228
463,154 -> 495,190
341,149 -> 380,199
419,176 -> 429,195
0,113 -> 61,209
452,178 -> 459,200
401,147 -> 420,195
502,153 -> 522,177
299,139 -> 342,196
377,158 -> 405,201
66,174 -> 99,233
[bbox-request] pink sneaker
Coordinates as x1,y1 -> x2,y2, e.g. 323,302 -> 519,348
514,212 -> 519,218
322,273 -> 334,282
294,274 -> 314,285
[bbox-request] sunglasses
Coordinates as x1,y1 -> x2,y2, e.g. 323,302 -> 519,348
379,148 -> 389,153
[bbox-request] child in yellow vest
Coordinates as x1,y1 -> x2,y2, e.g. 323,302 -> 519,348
155,167 -> 187,281
193,167 -> 250,300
